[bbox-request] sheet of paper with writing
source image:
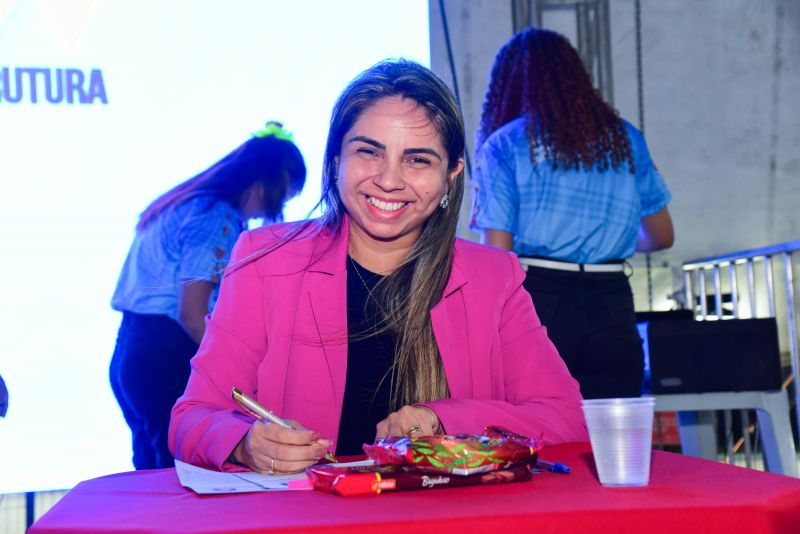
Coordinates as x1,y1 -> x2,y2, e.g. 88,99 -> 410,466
175,459 -> 373,494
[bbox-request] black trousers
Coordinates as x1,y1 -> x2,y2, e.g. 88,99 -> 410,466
523,267 -> 644,399
109,312 -> 198,469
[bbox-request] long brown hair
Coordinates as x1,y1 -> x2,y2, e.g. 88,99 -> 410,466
477,28 -> 634,173
320,59 -> 465,408
137,135 -> 306,231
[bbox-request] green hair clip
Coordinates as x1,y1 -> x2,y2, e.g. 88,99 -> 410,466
252,121 -> 295,143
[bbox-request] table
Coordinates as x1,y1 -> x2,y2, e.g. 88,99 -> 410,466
29,442 -> 800,534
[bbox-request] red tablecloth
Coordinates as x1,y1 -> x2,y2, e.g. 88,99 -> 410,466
29,442 -> 800,534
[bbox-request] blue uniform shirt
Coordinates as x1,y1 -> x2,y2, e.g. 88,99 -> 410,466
112,196 -> 243,320
470,117 -> 671,263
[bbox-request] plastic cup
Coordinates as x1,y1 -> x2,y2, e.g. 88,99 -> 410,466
582,397 -> 655,487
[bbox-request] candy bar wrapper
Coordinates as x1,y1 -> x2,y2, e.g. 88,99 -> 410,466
307,463 -> 532,496
362,425 -> 542,475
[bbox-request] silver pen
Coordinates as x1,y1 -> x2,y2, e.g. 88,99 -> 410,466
231,387 -> 337,463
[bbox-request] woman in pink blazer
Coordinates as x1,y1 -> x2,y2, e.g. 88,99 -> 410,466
169,60 -> 587,474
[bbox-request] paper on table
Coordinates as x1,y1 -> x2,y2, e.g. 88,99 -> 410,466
175,459 -> 373,494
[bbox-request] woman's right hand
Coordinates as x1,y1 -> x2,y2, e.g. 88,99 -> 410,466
232,420 -> 332,474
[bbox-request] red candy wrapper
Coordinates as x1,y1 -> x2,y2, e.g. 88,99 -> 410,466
307,463 -> 532,496
362,425 -> 542,475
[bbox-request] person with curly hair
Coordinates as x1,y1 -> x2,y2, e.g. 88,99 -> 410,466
470,28 -> 674,399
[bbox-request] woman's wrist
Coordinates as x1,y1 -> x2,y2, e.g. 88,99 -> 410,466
415,404 -> 444,435
226,450 -> 246,467
431,414 -> 443,435
227,438 -> 249,468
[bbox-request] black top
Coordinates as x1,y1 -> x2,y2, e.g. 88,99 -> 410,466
335,257 -> 397,455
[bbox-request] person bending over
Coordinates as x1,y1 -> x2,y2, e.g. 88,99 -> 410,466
110,125 -> 306,469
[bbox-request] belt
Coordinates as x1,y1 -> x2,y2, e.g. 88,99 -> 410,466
518,257 -> 625,273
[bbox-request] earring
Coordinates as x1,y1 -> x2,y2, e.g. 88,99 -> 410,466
439,193 -> 449,209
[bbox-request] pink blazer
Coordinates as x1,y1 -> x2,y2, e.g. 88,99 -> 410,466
169,218 -> 588,470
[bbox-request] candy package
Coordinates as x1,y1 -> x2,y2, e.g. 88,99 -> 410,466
362,425 -> 542,476
306,462 -> 532,496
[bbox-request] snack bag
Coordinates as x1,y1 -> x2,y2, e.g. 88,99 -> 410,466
307,462 -> 532,496
362,425 -> 542,476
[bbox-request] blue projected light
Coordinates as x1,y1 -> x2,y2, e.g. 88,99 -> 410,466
637,321 -> 651,394
0,0 -> 430,493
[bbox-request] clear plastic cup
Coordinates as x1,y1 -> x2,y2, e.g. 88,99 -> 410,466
582,397 -> 655,487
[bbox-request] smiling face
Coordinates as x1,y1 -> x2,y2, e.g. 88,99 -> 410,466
337,96 -> 464,259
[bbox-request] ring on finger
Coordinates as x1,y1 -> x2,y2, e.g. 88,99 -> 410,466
406,424 -> 423,437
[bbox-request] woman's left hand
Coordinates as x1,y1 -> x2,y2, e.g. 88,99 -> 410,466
375,405 -> 442,439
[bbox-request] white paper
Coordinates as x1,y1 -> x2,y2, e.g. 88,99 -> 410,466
174,459 -> 374,494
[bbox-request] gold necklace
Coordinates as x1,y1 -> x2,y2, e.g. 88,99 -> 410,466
348,255 -> 387,316
349,255 -> 376,291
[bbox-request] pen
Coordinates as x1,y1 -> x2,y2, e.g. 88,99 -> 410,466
231,387 -> 337,463
537,459 -> 571,474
